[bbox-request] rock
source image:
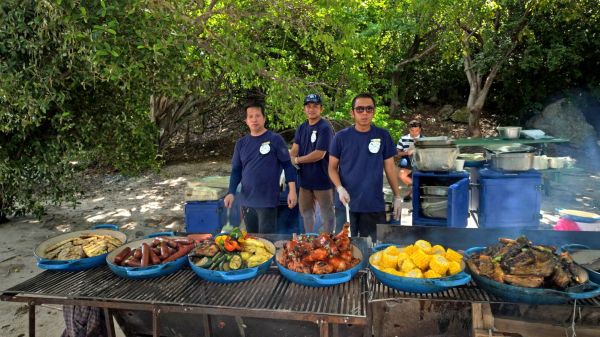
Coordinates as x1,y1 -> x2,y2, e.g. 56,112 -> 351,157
450,107 -> 470,124
527,98 -> 596,148
438,104 -> 454,120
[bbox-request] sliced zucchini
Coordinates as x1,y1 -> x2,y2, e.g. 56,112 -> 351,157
222,262 -> 230,271
229,255 -> 242,270
195,256 -> 212,268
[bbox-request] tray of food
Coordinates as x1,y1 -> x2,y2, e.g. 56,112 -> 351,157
106,232 -> 195,279
189,227 -> 274,283
35,224 -> 126,271
465,236 -> 600,304
369,240 -> 470,293
275,224 -> 363,287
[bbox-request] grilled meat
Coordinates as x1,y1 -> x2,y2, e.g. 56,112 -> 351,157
467,236 -> 589,290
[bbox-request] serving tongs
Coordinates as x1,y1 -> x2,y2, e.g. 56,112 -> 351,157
344,203 -> 351,238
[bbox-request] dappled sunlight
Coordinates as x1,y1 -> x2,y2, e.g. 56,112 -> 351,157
93,197 -> 105,202
56,224 -> 72,232
170,204 -> 182,212
156,177 -> 187,187
140,202 -> 162,213
86,209 -> 132,222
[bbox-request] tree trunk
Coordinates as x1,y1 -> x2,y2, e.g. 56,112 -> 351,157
389,71 -> 402,117
463,55 -> 499,137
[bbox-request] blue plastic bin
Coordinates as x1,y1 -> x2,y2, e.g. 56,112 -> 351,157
412,171 -> 470,227
185,200 -> 224,233
478,169 -> 542,228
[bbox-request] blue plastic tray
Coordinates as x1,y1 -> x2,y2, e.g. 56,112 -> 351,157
35,224 -> 127,272
465,246 -> 600,304
370,244 -> 471,293
106,232 -> 189,279
558,244 -> 600,284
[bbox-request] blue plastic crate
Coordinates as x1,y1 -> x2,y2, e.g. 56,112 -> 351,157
185,200 -> 226,234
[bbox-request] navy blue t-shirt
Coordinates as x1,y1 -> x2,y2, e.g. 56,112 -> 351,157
231,130 -> 291,208
294,118 -> 334,190
329,125 -> 396,212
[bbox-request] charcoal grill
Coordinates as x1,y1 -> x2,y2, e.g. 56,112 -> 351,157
369,225 -> 600,336
1,266 -> 368,337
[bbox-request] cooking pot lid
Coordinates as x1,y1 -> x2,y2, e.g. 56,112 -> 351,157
415,136 -> 455,147
484,143 -> 535,153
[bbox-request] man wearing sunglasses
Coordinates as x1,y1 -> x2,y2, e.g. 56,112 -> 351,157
290,94 -> 335,233
396,120 -> 423,202
328,93 -> 402,239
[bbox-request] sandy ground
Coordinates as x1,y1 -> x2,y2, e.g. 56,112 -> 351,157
1,160 -> 599,337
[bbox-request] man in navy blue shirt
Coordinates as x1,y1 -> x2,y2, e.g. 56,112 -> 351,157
328,93 -> 402,239
290,94 -> 335,233
224,102 -> 298,233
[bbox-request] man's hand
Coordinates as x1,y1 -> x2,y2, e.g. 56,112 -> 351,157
393,196 -> 402,220
291,156 -> 300,170
223,193 -> 234,208
336,186 -> 350,205
287,188 -> 297,209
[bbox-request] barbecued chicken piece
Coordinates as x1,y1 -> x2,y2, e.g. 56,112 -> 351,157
303,248 -> 328,263
551,264 -> 572,288
503,274 -> 544,288
287,259 -> 311,273
477,255 -> 495,278
328,256 -> 347,272
333,223 -> 351,252
312,261 -> 334,274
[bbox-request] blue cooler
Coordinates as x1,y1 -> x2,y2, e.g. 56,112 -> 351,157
412,171 -> 470,227
185,199 -> 241,233
478,169 -> 542,228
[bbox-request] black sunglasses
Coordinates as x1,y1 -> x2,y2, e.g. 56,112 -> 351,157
409,123 -> 421,127
353,106 -> 375,113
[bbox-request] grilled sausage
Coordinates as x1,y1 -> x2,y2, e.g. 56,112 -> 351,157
155,237 -> 178,249
141,243 -> 151,267
114,247 -> 132,266
123,257 -> 142,267
133,249 -> 142,259
172,238 -> 194,245
162,244 -> 194,263
152,247 -> 161,255
159,242 -> 171,260
148,245 -> 161,265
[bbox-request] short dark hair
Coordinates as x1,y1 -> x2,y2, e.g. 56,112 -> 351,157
243,101 -> 265,117
351,93 -> 376,109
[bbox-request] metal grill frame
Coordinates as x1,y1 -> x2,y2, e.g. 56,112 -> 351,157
1,267 -> 369,337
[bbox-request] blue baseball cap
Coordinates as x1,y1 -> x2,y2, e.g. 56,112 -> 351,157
304,94 -> 322,105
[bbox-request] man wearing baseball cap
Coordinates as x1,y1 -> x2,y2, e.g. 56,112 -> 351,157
290,94 -> 336,233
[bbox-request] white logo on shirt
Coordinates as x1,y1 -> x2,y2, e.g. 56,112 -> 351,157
310,130 -> 317,143
368,138 -> 381,153
259,141 -> 271,155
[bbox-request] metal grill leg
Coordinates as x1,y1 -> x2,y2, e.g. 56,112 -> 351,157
103,308 -> 115,337
318,320 -> 329,337
28,302 -> 35,337
203,314 -> 212,337
152,306 -> 160,337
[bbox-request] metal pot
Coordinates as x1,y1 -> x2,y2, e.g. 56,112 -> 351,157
497,126 -> 522,139
421,186 -> 449,196
413,146 -> 459,171
490,152 -> 534,171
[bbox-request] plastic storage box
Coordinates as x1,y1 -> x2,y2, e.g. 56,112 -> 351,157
412,171 -> 470,227
185,200 -> 227,233
477,169 -> 542,228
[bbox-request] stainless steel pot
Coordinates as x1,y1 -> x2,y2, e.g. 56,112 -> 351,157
490,152 -> 534,171
413,146 -> 459,171
421,186 -> 449,196
497,126 -> 522,139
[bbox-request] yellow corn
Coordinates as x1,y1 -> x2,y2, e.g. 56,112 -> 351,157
448,261 -> 462,275
445,248 -> 463,262
429,255 -> 449,276
410,249 -> 432,270
383,267 -> 397,275
405,268 -> 423,278
424,270 -> 442,278
391,270 -> 404,277
381,252 -> 399,268
370,252 -> 383,266
383,245 -> 400,256
431,245 -> 446,255
403,244 -> 418,255
414,240 -> 432,253
396,252 -> 409,269
401,259 -> 416,273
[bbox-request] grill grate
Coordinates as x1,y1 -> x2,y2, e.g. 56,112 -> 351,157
3,267 -> 368,318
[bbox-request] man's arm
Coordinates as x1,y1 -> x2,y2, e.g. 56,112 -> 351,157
295,149 -> 326,165
383,157 -> 401,197
290,143 -> 299,158
328,155 -> 342,188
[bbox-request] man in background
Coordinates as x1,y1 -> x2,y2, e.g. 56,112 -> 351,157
290,94 -> 335,233
396,119 -> 423,202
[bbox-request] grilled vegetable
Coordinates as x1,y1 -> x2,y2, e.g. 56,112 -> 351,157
229,255 -> 242,270
194,256 -> 212,267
